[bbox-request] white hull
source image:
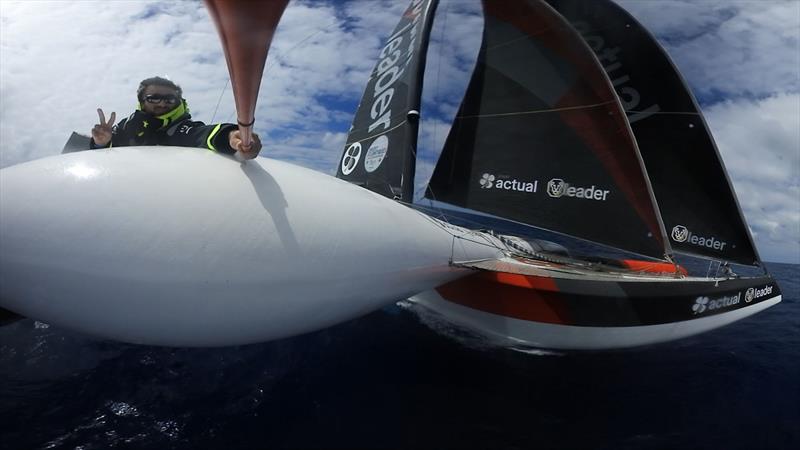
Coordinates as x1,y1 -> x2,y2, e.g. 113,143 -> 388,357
0,147 -> 501,346
410,289 -> 782,350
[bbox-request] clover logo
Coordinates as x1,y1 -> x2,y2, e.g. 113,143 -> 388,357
692,296 -> 709,314
480,173 -> 495,189
341,142 -> 362,175
671,225 -> 689,242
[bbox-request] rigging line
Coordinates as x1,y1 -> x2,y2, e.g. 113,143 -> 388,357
420,0 -> 453,225
413,209 -> 509,253
263,21 -> 336,73
427,0 -> 450,198
348,119 -> 409,145
210,78 -> 229,124
221,21 -> 338,124
456,101 -> 617,119
628,110 -> 702,116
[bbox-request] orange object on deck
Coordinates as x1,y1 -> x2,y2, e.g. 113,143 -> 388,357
204,0 -> 289,149
619,259 -> 688,276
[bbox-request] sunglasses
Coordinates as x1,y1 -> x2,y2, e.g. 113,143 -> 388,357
144,94 -> 180,105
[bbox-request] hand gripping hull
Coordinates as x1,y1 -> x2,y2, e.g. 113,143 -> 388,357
0,147 -> 501,346
410,258 -> 782,350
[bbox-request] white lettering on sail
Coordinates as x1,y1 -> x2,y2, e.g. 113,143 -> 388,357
547,178 -> 609,201
671,225 -> 728,251
478,173 -> 537,193
570,21 -> 661,124
366,0 -> 425,134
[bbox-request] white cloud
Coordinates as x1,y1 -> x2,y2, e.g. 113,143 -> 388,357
619,0 -> 800,99
704,94 -> 800,263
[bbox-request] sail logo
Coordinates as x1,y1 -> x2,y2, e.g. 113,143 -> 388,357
364,135 -> 389,173
671,225 -> 689,242
479,173 -> 537,193
479,173 -> 495,189
547,178 -> 566,197
670,225 -> 727,250
745,285 -> 773,303
693,293 -> 740,315
341,142 -> 361,175
546,179 -> 609,201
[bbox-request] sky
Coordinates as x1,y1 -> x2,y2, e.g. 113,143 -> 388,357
0,0 -> 798,264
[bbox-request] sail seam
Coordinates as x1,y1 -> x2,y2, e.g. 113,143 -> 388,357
456,101 -> 616,119
346,119 -> 409,146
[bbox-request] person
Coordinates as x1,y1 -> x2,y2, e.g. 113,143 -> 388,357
720,261 -> 738,278
90,76 -> 262,159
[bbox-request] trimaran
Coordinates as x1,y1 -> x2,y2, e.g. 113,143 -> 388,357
0,0 -> 781,349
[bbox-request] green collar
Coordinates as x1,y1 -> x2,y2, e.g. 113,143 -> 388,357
137,100 -> 189,129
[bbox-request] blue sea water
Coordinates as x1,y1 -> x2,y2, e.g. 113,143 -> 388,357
1,263 -> 797,450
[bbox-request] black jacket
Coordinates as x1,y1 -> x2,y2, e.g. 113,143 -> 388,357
90,108 -> 238,155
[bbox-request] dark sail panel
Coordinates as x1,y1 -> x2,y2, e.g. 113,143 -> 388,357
426,0 -> 667,259
546,0 -> 761,266
336,0 -> 438,201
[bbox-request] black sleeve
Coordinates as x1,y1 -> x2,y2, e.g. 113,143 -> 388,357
167,121 -> 239,155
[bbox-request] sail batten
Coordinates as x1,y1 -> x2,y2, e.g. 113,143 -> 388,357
426,0 -> 668,259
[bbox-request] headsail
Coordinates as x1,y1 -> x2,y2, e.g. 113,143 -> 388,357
205,0 -> 289,149
546,0 -> 762,266
336,0 -> 439,201
426,0 -> 669,260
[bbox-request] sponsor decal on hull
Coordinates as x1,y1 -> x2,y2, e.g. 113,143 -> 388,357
745,285 -> 774,303
692,293 -> 740,315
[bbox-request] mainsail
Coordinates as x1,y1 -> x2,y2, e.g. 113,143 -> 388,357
425,0 -> 669,260
546,0 -> 761,266
336,0 -> 439,201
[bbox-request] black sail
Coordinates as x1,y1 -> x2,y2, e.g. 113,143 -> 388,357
336,0 -> 438,201
426,0 -> 668,260
546,0 -> 761,266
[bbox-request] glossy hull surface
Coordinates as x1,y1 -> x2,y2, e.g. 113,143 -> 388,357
0,147 -> 501,346
410,259 -> 782,349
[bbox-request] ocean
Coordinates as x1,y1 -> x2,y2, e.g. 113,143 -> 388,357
1,262 -> 797,450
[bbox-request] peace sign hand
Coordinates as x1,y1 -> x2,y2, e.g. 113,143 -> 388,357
92,108 -> 116,147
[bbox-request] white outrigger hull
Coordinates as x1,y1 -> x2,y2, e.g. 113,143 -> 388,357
0,147 -> 501,346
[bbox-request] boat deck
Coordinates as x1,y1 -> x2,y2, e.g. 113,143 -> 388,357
455,255 -> 721,283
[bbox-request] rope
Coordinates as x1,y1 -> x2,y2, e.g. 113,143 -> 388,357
210,78 -> 229,124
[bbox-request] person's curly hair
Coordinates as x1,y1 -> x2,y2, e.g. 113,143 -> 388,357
136,77 -> 183,102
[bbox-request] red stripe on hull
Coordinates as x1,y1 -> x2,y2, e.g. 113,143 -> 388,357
435,272 -> 569,325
